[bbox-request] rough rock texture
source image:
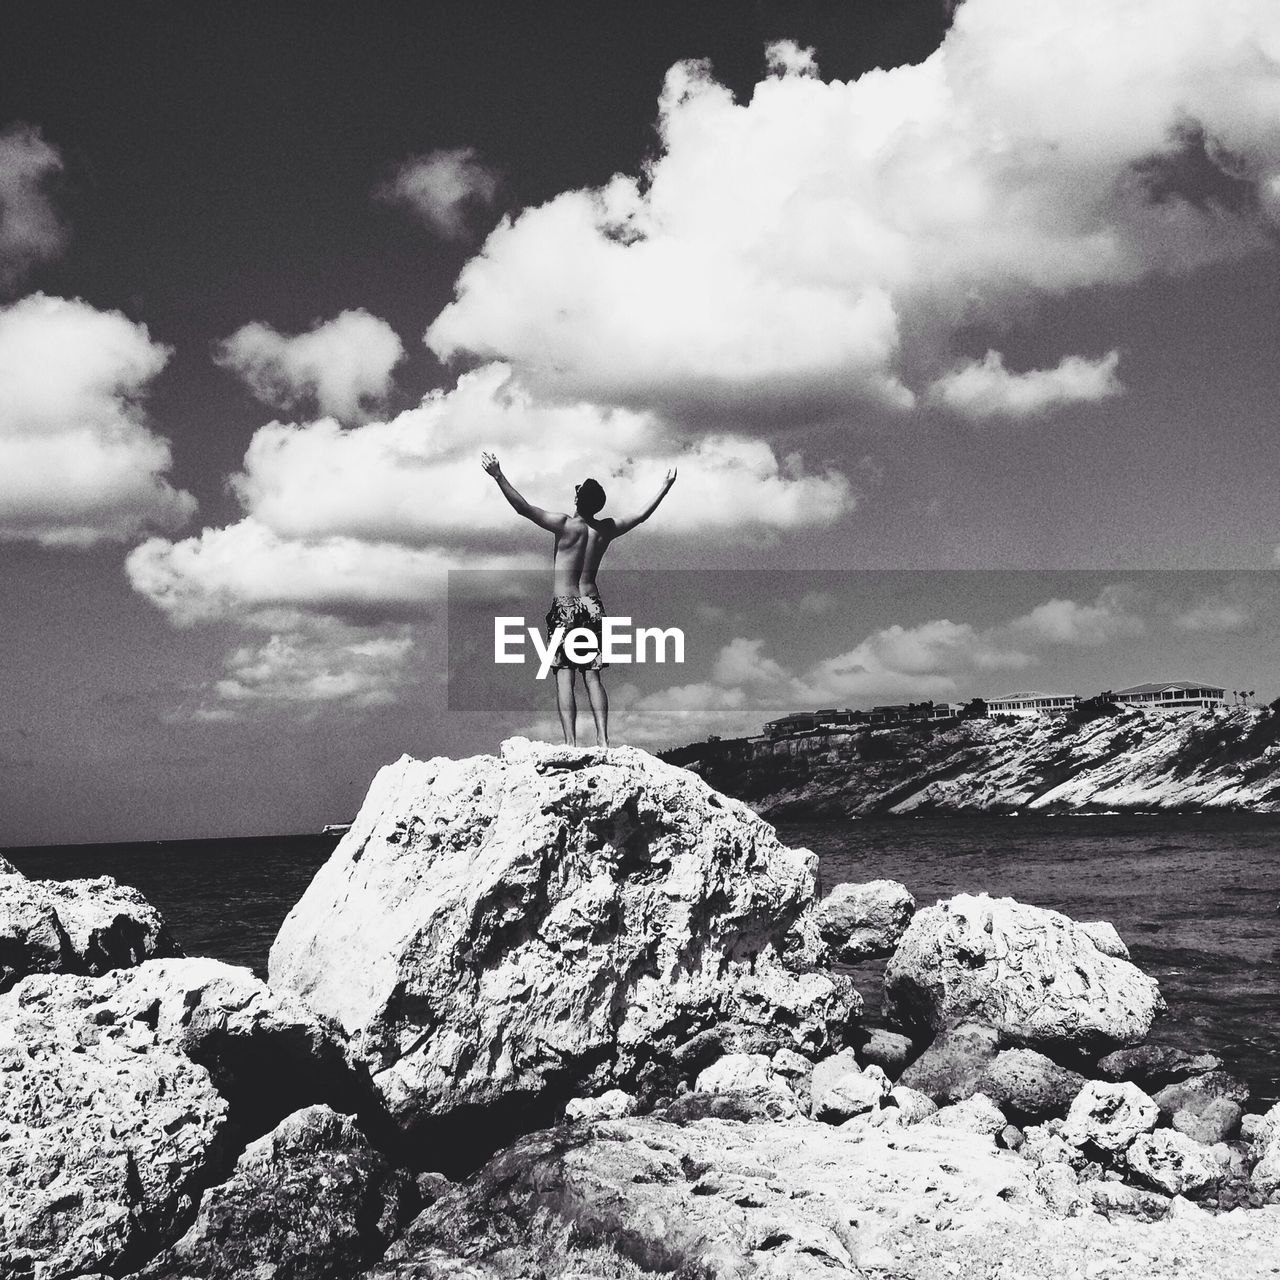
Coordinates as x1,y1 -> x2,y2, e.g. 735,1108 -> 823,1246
1079,920 -> 1130,959
364,1112 -> 1280,1280
367,1113 -> 1042,1279
1096,1045 -> 1224,1090
812,879 -> 915,962
139,1105 -> 418,1280
884,893 -> 1165,1054
851,1026 -> 915,1076
897,1021 -> 1002,1103
564,1090 -> 637,1123
1062,1081 -> 1160,1153
924,1093 -> 1007,1137
695,1052 -> 789,1098
1126,1130 -> 1221,1197
0,973 -> 232,1277
1250,1103 -> 1280,1195
1153,1072 -> 1249,1147
0,862 -> 180,993
269,741 -> 859,1144
811,1060 -> 889,1123
973,1048 -> 1087,1123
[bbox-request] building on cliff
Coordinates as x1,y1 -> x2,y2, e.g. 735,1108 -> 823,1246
1111,681 -> 1226,710
986,691 -> 1082,718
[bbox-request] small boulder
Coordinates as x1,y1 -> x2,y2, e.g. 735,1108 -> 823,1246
1170,1097 -> 1242,1146
564,1090 -> 637,1122
138,1105 -> 418,1279
812,1059 -> 890,1123
924,1092 -> 1006,1137
887,1085 -> 938,1125
852,1026 -> 916,1076
1126,1129 -> 1221,1197
1061,1081 -> 1159,1154
813,879 -> 915,962
884,894 -> 1165,1055
1095,1044 -> 1223,1091
897,1021 -> 1001,1103
974,1048 -> 1086,1123
1035,1162 -> 1089,1217
1020,1124 -> 1086,1170
1078,921 -> 1130,959
695,1052 -> 780,1096
1084,1179 -> 1171,1222
1153,1070 -> 1249,1121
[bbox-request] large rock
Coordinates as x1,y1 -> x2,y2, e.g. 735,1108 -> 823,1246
0,862 -> 180,992
139,1105 -> 418,1280
1126,1130 -> 1221,1198
367,1113 -> 1041,1279
897,1020 -> 1002,1103
1095,1045 -> 1224,1091
884,893 -> 1165,1056
0,973 -> 232,1277
1060,1081 -> 1159,1154
1153,1071 -> 1249,1146
973,1048 -> 1087,1123
812,879 -> 915,963
269,741 -> 859,1145
0,958 -> 369,1279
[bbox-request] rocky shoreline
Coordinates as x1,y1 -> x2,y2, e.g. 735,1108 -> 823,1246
667,704 -> 1280,818
3,740 -> 1279,1278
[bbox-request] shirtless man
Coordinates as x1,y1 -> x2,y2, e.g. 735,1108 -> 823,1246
480,452 -> 676,747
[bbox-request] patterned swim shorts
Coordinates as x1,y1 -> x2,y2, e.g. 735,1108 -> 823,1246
544,594 -> 606,671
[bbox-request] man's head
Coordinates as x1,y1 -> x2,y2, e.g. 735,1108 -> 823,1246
575,477 -> 606,517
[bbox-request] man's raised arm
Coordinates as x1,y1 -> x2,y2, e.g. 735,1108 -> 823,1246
613,468 -> 677,536
481,453 -> 566,532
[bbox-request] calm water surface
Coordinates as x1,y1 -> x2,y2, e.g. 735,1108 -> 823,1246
7,813 -> 1279,1106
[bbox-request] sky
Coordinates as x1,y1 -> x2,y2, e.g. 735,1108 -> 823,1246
2,0 -> 1279,844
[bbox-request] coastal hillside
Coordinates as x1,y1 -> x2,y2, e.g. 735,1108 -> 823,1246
665,704 -> 1280,818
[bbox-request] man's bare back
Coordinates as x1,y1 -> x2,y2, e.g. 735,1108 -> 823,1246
480,453 -> 676,746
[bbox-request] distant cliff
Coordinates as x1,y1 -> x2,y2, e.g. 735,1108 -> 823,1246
665,704 -> 1280,817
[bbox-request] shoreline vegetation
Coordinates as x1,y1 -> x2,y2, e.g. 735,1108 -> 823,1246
3,739 -> 1280,1278
659,703 -> 1280,819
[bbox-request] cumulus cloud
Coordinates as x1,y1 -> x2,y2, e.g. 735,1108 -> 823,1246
191,622 -> 417,721
928,350 -> 1122,419
0,124 -> 67,292
0,294 -> 195,546
377,147 -> 501,241
426,2 -> 1280,420
1003,584 -> 1145,645
214,309 -> 404,422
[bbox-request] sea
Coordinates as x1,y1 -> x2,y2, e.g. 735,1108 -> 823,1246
5,812 -> 1279,1108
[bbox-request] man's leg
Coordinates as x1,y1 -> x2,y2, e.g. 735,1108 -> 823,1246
555,667 -> 577,745
583,669 -> 609,748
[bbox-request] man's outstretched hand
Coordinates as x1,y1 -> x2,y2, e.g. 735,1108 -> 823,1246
664,467 -> 678,488
481,451 -> 501,476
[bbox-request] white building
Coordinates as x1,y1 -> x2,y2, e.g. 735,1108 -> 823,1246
1112,681 -> 1225,710
987,691 -> 1081,718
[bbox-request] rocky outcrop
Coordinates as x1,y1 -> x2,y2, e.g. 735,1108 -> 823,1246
139,1105 -> 418,1280
812,878 -> 915,962
1061,1081 -> 1160,1153
1126,1130 -> 1221,1197
269,740 -> 859,1147
884,893 -> 1165,1055
673,704 -> 1280,817
0,959 -> 369,1278
0,861 -> 179,992
0,974 -> 232,1277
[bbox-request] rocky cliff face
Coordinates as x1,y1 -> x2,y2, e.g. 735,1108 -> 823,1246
680,705 -> 1280,817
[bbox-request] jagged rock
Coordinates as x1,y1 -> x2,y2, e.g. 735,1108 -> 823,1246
884,893 -> 1165,1055
1171,1098 -> 1243,1146
1085,1179 -> 1171,1222
1095,1045 -> 1224,1090
1061,1081 -> 1159,1154
887,1085 -> 938,1124
0,975 -> 232,1277
696,1052 -> 789,1097
897,1021 -> 1002,1103
811,1061 -> 889,1124
851,1026 -> 915,1076
812,879 -> 915,962
1240,1112 -> 1267,1144
0,864 -> 180,992
1126,1130 -> 1221,1197
1079,921 -> 1130,959
1000,1123 -> 1025,1151
1035,1162 -> 1089,1217
1020,1124 -> 1087,1170
924,1093 -> 1007,1137
565,1090 -> 637,1122
973,1048 -> 1087,1123
1153,1071 -> 1249,1147
655,1088 -> 799,1126
270,741 -> 859,1146
368,1114 -> 1041,1279
139,1105 -> 418,1280
1250,1102 -> 1280,1195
